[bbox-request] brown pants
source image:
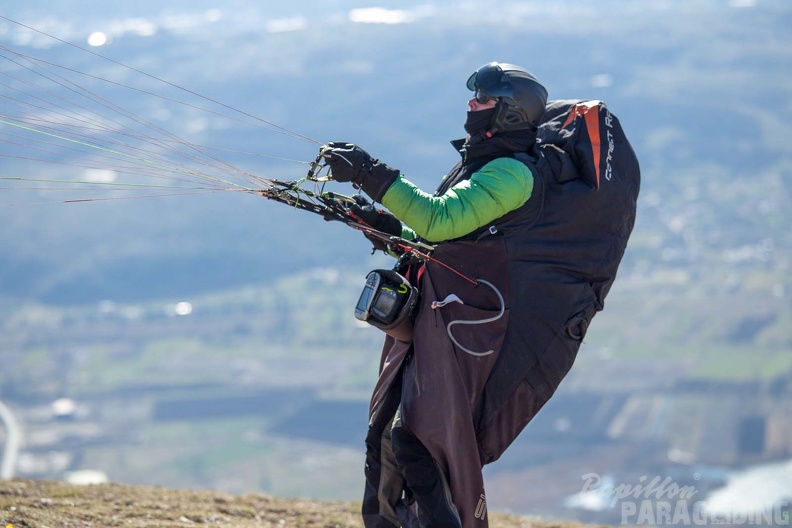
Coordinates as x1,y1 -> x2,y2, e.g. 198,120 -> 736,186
362,351 -> 462,528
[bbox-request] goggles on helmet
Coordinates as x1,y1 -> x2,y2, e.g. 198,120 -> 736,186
473,91 -> 498,104
467,63 -> 513,100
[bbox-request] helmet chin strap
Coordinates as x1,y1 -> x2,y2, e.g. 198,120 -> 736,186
487,100 -> 513,135
471,104 -> 533,140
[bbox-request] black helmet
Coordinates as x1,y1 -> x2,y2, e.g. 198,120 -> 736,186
466,62 -> 548,132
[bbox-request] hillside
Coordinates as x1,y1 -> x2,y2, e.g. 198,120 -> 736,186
0,478 -> 597,528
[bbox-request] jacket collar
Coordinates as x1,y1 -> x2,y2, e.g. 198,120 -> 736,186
451,128 -> 538,164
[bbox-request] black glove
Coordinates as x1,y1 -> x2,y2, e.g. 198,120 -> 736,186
323,141 -> 400,203
349,195 -> 403,253
323,142 -> 372,184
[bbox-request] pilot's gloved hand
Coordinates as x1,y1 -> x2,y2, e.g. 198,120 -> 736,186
350,195 -> 402,235
324,141 -> 400,203
349,195 -> 403,253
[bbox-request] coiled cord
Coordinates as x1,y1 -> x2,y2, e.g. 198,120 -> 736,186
445,279 -> 505,357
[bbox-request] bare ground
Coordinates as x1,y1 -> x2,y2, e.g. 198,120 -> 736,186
0,478 -> 602,528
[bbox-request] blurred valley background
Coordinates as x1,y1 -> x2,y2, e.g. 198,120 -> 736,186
1,0 -> 790,524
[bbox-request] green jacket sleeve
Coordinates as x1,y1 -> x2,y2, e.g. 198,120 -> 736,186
381,157 -> 534,243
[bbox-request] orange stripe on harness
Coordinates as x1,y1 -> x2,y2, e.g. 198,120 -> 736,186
561,101 -> 603,189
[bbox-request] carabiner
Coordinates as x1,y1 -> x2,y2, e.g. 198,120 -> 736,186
307,145 -> 331,181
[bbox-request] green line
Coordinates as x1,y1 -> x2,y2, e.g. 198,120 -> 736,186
0,176 -> 212,190
0,117 -> 248,188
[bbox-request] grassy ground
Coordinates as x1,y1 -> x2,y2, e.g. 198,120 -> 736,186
0,478 -> 600,528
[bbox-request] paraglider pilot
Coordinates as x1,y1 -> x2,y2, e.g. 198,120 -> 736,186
324,62 -> 637,528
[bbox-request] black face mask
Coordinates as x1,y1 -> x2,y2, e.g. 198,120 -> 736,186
463,107 -> 497,136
